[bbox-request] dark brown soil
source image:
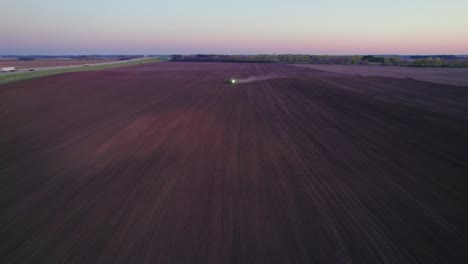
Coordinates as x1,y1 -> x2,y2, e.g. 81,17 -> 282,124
1,62 -> 467,263
293,64 -> 468,87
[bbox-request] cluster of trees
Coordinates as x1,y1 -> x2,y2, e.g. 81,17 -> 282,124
17,57 -> 36,61
171,55 -> 183,61
411,57 -> 445,67
361,55 -> 385,63
171,54 -> 468,67
383,56 -> 406,66
409,57 -> 468,67
410,55 -> 457,60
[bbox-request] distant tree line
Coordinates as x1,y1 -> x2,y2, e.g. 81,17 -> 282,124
409,57 -> 468,67
411,57 -> 445,67
171,54 -> 278,63
17,57 -> 36,61
410,55 -> 457,60
171,54 -> 468,67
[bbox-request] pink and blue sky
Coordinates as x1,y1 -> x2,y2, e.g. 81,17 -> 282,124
1,0 -> 468,55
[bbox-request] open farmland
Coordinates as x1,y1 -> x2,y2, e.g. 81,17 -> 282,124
294,64 -> 468,87
0,58 -> 119,69
0,62 -> 467,263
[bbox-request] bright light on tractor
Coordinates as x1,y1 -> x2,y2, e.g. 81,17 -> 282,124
225,78 -> 237,84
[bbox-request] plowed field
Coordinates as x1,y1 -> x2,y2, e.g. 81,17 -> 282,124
1,62 -> 467,263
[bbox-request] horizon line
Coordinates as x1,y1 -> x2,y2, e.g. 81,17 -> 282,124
2,54 -> 468,56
